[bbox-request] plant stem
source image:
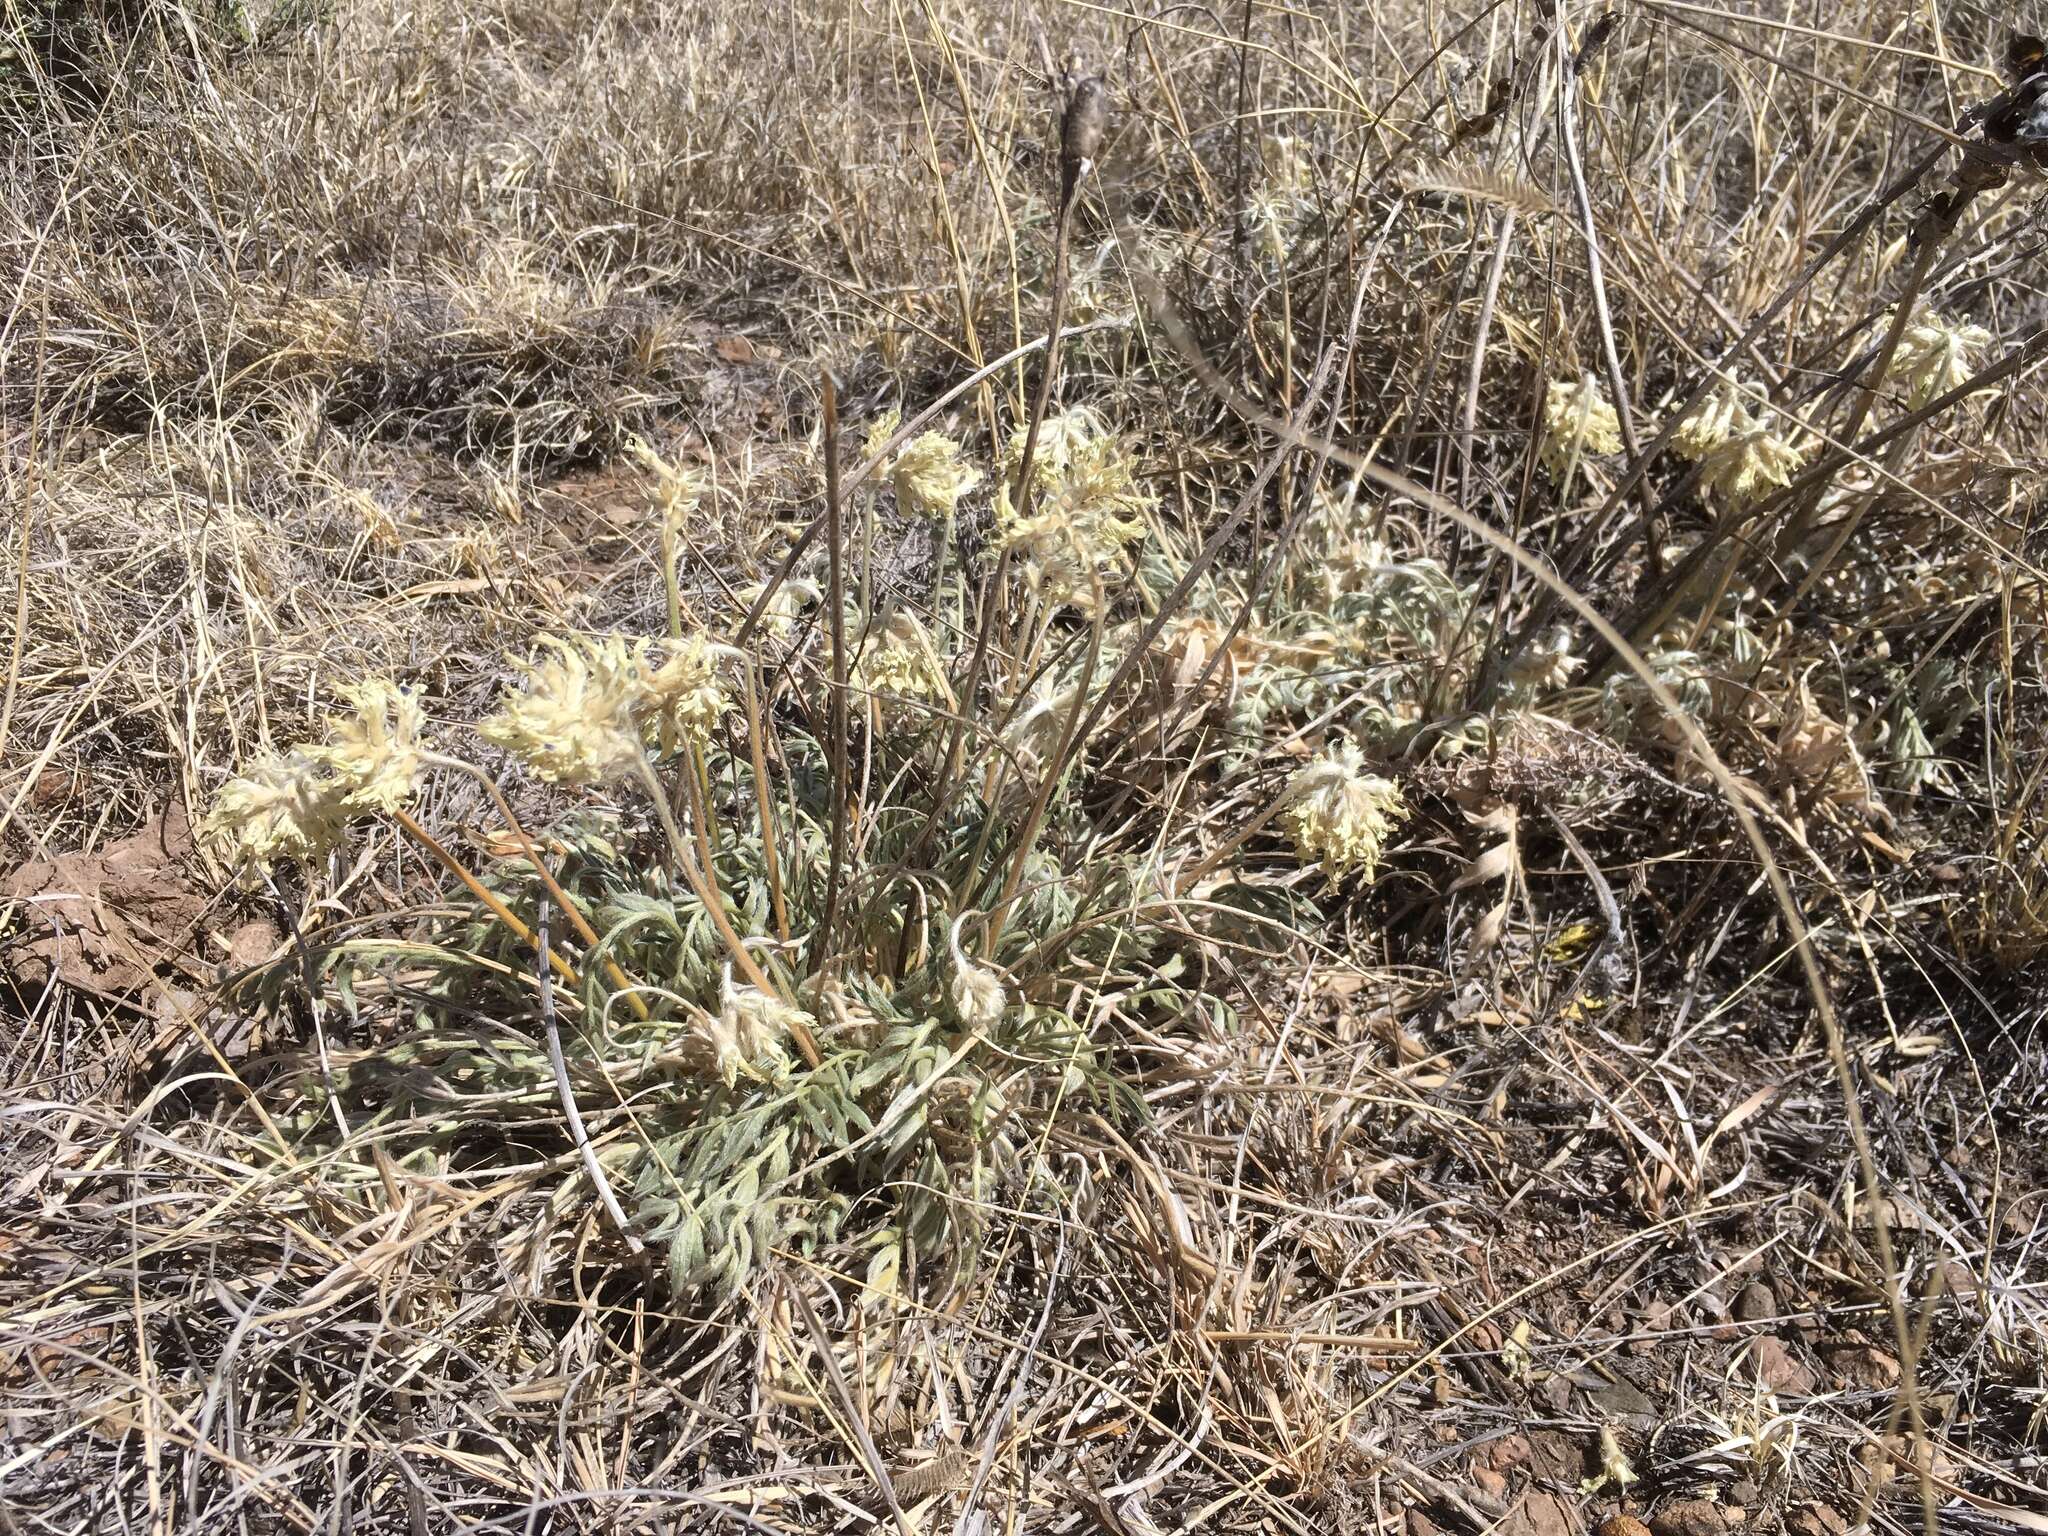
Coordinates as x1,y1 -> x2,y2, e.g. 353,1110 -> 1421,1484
633,757 -> 822,1067
661,518 -> 684,643
392,807 -> 581,992
739,661 -> 791,943
535,898 -> 645,1256
428,754 -> 650,1020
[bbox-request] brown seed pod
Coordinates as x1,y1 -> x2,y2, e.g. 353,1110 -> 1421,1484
1598,1519 -> 1653,1536
1571,9 -> 1621,74
1060,76 -> 1110,200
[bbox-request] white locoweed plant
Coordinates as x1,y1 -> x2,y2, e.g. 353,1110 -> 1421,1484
211,393 -> 1473,1307
214,402 -> 1347,1309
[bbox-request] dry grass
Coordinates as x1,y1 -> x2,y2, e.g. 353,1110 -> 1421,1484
4,0 -> 2048,1531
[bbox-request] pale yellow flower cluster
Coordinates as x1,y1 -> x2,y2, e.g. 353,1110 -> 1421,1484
706,972 -> 813,1085
480,637 -> 650,785
889,430 -> 982,519
949,958 -> 1009,1030
642,634 -> 732,741
863,408 -> 903,466
626,438 -> 706,531
1669,376 -> 1755,460
1669,375 -> 1807,508
996,409 -> 1154,609
480,632 -> 737,783
1697,427 -> 1805,507
1540,376 -> 1623,479
863,410 -> 982,520
206,626 -> 736,865
203,749 -> 351,866
309,678 -> 426,813
1284,742 -> 1407,880
204,678 -> 426,868
1507,626 -> 1585,696
849,611 -> 952,726
1888,311 -> 1993,409
1001,406 -> 1100,488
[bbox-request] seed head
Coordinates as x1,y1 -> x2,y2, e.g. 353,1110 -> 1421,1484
1061,75 -> 1110,197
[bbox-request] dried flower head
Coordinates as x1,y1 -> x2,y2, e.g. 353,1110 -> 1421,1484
1285,742 -> 1407,880
1670,375 -> 1759,461
341,486 -> 405,548
850,610 -> 953,726
708,972 -> 811,1085
480,636 -> 646,784
889,430 -> 982,519
309,677 -> 424,813
949,958 -> 1009,1030
627,438 -> 706,530
1540,375 -> 1623,478
1778,683 -> 1876,814
1318,522 -> 1394,603
1698,424 -> 1805,508
641,634 -> 731,741
1888,310 -> 1994,409
203,749 -> 348,867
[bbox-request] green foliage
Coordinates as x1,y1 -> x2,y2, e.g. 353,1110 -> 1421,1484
248,657 -> 1172,1302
